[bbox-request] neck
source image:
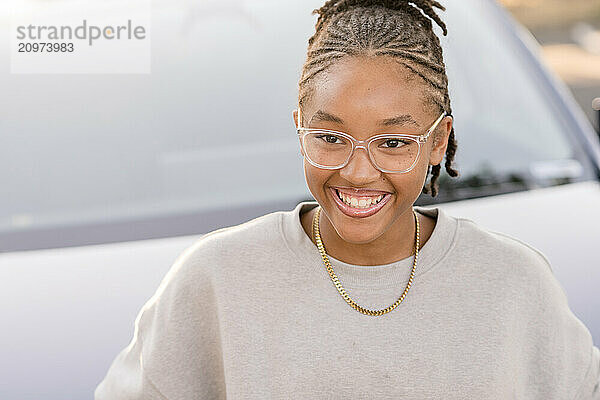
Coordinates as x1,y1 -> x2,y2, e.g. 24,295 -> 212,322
301,204 -> 435,266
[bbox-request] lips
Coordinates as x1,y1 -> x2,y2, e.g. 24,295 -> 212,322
328,186 -> 393,218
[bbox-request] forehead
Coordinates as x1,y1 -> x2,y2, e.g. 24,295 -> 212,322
306,55 -> 429,120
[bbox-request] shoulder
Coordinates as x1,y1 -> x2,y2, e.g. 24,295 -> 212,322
157,209 -> 285,291
188,209 -> 283,256
455,215 -> 551,267
133,209 -> 285,337
447,213 -> 556,288
450,216 -> 598,397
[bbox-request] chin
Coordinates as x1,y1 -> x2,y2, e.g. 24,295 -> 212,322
325,207 -> 387,244
335,228 -> 384,245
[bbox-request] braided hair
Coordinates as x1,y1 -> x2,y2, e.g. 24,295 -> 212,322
298,0 -> 459,197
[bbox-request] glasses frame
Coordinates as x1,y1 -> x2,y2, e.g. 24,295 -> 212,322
296,109 -> 448,174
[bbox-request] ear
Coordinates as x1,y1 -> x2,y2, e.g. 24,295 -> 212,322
292,109 -> 305,157
292,109 -> 299,129
428,116 -> 453,166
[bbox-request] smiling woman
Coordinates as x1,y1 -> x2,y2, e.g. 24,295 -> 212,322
294,58 -> 453,264
95,0 -> 600,398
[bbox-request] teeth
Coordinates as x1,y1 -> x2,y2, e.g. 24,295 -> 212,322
336,190 -> 386,209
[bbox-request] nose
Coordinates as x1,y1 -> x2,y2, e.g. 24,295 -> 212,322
339,145 -> 382,184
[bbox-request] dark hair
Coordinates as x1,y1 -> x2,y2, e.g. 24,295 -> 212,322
298,0 -> 459,197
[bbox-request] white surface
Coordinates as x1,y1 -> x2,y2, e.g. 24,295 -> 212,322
0,234 -> 201,400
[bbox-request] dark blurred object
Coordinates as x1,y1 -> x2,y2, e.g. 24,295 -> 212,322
593,97 -> 600,136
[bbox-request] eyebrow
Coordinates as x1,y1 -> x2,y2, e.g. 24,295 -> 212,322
308,110 -> 420,127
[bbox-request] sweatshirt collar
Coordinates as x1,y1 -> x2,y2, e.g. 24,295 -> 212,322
280,201 -> 458,290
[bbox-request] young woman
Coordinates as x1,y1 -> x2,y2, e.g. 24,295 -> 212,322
96,1 -> 600,398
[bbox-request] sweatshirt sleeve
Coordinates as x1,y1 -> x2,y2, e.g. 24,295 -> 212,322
575,346 -> 600,400
532,254 -> 600,399
94,241 -> 226,400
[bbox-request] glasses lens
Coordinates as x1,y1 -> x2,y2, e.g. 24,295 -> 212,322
369,136 -> 420,172
303,132 -> 352,167
302,132 -> 421,172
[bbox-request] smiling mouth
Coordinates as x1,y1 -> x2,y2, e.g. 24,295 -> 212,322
335,189 -> 385,208
329,187 -> 393,218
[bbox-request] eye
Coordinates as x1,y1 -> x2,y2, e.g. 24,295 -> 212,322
316,134 -> 345,144
379,138 -> 410,148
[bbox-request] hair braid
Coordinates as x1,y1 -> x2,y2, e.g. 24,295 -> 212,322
298,0 -> 459,197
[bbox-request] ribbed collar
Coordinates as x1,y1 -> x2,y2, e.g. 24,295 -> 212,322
279,201 -> 458,290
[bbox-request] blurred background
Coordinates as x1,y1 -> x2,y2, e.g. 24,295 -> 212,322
501,0 -> 600,130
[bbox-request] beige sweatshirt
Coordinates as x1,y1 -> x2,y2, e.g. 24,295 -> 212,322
95,201 -> 600,399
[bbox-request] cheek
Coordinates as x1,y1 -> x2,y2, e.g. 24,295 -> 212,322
388,174 -> 417,193
412,144 -> 433,176
387,168 -> 428,199
304,162 -> 331,194
413,156 -> 433,191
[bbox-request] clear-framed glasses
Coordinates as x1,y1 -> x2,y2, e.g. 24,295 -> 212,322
296,109 -> 448,173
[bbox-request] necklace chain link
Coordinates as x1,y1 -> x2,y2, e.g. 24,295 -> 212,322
311,206 -> 420,316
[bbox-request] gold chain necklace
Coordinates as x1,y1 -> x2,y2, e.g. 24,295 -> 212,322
311,206 -> 420,316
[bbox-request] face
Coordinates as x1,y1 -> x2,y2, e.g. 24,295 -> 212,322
292,55 -> 453,245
